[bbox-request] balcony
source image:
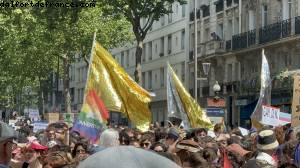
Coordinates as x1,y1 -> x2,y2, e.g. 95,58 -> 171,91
248,29 -> 256,46
259,22 -> 281,44
232,32 -> 247,50
282,18 -> 291,38
204,40 -> 225,55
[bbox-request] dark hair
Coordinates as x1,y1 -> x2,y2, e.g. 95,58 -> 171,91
119,131 -> 130,145
72,143 -> 88,158
195,128 -> 208,135
202,147 -> 217,163
278,163 -> 299,168
150,142 -> 167,152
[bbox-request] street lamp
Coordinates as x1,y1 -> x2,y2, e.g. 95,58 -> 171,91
213,81 -> 221,100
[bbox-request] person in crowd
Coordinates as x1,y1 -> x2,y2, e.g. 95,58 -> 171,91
71,142 -> 88,161
0,121 -> 17,168
194,128 -> 208,140
213,123 -> 224,138
140,132 -> 155,150
243,129 -> 279,168
99,128 -> 119,147
150,142 -> 167,153
165,128 -> 180,147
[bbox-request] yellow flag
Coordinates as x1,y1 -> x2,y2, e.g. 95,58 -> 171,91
87,42 -> 152,130
168,64 -> 212,128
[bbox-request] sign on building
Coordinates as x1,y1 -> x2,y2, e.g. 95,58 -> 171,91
292,75 -> 300,127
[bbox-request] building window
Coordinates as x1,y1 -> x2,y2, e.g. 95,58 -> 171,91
288,0 -> 292,19
155,73 -> 157,83
168,14 -> 172,23
175,36 -> 178,46
160,37 -> 164,57
161,16 -> 165,26
149,42 -> 152,61
155,44 -> 158,53
142,44 -> 146,62
217,23 -> 224,40
142,72 -> 145,88
126,52 -> 129,67
168,35 -> 172,54
176,4 -> 178,14
202,5 -> 210,17
160,68 -> 164,87
182,4 -> 186,17
121,51 -> 124,67
262,5 -> 268,26
181,62 -> 185,82
227,64 -> 232,82
181,30 -> 185,50
148,71 -> 152,90
168,5 -> 172,23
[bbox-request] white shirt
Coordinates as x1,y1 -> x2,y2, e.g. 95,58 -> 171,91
256,152 -> 277,166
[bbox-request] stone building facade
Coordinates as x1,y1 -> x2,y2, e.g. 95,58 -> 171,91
189,0 -> 300,127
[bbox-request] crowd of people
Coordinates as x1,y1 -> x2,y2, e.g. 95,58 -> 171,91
0,118 -> 300,168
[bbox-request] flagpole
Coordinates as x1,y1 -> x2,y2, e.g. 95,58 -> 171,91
83,31 -> 97,101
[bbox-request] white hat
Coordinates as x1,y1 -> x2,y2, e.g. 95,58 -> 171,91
0,121 -> 17,142
257,129 -> 279,150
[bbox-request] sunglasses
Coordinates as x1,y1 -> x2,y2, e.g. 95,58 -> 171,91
141,142 -> 150,147
76,149 -> 86,154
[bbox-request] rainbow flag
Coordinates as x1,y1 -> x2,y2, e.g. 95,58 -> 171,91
73,41 -> 152,143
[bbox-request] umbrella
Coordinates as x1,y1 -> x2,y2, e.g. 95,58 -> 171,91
78,146 -> 181,168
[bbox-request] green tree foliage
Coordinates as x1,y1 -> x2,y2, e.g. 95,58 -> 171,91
0,1 -> 132,114
102,0 -> 186,84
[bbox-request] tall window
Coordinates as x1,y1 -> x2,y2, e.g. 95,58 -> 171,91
160,37 -> 164,56
182,4 -> 186,17
142,72 -> 145,88
262,5 -> 268,26
148,42 -> 152,61
121,51 -> 124,67
126,52 -> 129,67
181,30 -> 185,50
148,71 -> 152,90
160,68 -> 164,87
142,44 -> 146,62
161,16 -> 165,26
218,23 -> 224,39
181,62 -> 185,82
288,0 -> 292,18
168,5 -> 172,23
168,35 -> 172,54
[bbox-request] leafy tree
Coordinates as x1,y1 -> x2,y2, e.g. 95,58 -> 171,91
103,0 -> 186,84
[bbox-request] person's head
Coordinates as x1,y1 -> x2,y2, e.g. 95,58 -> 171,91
202,147 -> 218,163
44,151 -> 73,168
165,128 -> 179,146
140,133 -> 155,150
119,131 -> 130,145
99,128 -> 119,147
285,128 -> 295,142
129,140 -> 140,148
72,142 -> 88,158
195,128 -> 208,139
46,127 -> 56,141
175,140 -> 201,163
0,121 -> 17,165
150,142 -> 167,153
214,123 -> 223,135
257,129 -> 279,155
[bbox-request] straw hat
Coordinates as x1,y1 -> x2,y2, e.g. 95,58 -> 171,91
257,129 -> 279,150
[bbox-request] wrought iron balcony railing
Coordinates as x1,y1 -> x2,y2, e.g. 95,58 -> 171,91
226,40 -> 231,50
190,12 -> 194,21
295,16 -> 300,34
282,18 -> 291,38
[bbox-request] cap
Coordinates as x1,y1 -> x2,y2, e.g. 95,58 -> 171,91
0,121 -> 17,142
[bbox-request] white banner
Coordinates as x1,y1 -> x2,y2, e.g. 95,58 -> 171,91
262,105 -> 280,126
33,122 -> 48,133
28,109 -> 40,121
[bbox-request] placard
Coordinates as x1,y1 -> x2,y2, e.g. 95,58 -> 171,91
33,122 -> 48,133
28,109 -> 40,121
45,113 -> 60,124
292,75 -> 300,127
261,105 -> 280,126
